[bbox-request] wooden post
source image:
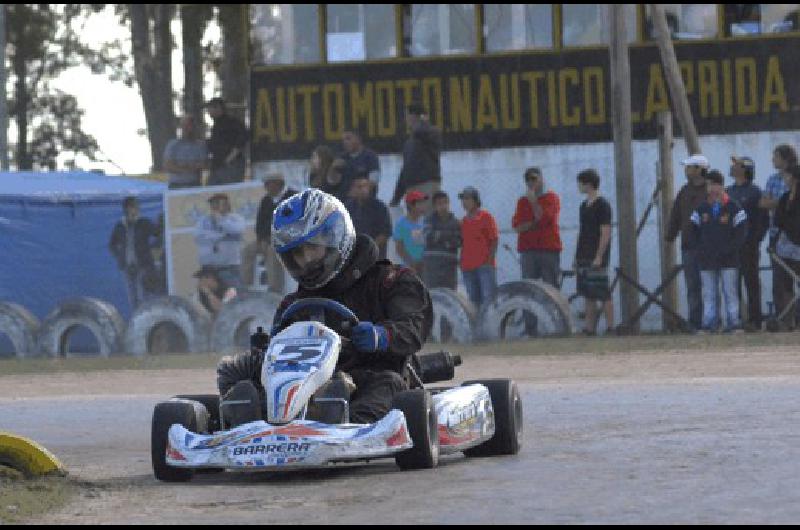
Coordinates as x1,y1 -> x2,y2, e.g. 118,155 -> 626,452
610,5 -> 639,332
650,4 -> 701,155
657,111 -> 679,331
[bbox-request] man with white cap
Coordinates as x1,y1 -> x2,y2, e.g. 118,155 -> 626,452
666,154 -> 710,331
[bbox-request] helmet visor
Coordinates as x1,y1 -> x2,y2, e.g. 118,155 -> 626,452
275,211 -> 349,289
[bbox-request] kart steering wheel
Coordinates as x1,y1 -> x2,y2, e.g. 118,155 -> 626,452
273,298 -> 360,336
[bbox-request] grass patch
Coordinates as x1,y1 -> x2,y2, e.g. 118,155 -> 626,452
0,331 -> 797,377
0,467 -> 74,524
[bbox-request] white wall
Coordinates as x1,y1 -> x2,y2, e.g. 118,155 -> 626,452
254,128 -> 799,331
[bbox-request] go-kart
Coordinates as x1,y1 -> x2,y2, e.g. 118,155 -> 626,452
151,298 -> 522,482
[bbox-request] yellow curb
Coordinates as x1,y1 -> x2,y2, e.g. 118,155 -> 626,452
0,432 -> 66,477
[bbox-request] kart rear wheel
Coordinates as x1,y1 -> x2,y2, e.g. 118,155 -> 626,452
151,402 -> 199,482
462,379 -> 522,457
393,389 -> 439,470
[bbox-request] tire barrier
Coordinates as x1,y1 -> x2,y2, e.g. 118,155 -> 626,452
0,302 -> 40,359
0,432 -> 66,477
478,280 -> 574,340
123,296 -> 211,356
428,288 -> 478,344
210,292 -> 282,354
37,297 -> 125,357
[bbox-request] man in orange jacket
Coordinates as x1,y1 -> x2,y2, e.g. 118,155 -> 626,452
512,167 -> 563,288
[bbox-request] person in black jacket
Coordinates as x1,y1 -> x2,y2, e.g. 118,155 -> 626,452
390,102 -> 442,209
345,175 -> 392,259
205,97 -> 248,185
109,197 -> 159,310
690,170 -> 748,333
422,191 -> 462,289
773,165 -> 800,330
217,189 -> 432,425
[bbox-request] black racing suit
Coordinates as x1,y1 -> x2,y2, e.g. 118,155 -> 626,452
217,234 -> 433,423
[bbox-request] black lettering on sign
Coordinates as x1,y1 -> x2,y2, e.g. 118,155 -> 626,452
250,37 -> 800,161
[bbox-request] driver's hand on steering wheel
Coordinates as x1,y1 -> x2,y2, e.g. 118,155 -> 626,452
351,322 -> 389,353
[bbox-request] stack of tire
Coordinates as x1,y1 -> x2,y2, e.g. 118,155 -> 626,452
0,292 -> 282,359
428,280 -> 574,343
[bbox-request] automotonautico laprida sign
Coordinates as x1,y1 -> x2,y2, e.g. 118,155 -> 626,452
250,36 -> 799,161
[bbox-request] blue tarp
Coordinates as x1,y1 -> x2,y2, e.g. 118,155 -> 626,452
0,171 -> 166,329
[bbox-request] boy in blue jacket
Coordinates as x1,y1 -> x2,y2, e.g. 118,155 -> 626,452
691,170 -> 748,332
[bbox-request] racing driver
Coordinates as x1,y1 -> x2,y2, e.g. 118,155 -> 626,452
216,189 -> 432,425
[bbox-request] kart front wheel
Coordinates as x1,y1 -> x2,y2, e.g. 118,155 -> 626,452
393,389 -> 439,470
462,379 -> 523,457
151,401 -> 200,482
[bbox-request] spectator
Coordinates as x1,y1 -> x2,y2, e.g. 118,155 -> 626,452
193,266 -> 237,316
726,156 -> 768,331
574,169 -> 613,335
109,196 -> 159,309
345,175 -> 392,259
205,97 -> 248,185
512,167 -> 562,287
243,173 -> 297,293
309,145 -> 336,188
390,102 -> 442,209
759,144 -> 797,319
163,115 -> 207,189
341,128 -> 381,197
194,193 -> 246,288
772,165 -> 800,330
690,170 -> 748,333
422,191 -> 462,289
666,154 -> 710,331
323,158 -> 351,203
459,186 -> 499,309
393,190 -> 428,275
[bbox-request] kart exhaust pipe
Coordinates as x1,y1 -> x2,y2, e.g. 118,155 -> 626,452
417,351 -> 462,384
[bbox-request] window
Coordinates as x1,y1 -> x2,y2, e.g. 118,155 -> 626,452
724,4 -> 800,35
562,5 -> 638,47
326,4 -> 397,62
409,4 -> 476,56
250,4 -> 320,65
484,4 -> 554,52
644,4 -> 719,40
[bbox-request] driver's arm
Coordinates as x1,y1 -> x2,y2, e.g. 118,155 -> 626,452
376,268 -> 431,358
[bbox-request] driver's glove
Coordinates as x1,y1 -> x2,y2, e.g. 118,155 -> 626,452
352,322 -> 389,353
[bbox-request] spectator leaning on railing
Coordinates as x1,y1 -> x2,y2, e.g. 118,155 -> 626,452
690,170 -> 748,333
512,166 -> 562,288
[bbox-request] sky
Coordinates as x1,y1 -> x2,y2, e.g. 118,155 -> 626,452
48,7 -> 220,176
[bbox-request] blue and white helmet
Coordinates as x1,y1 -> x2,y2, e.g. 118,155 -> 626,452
271,189 -> 356,290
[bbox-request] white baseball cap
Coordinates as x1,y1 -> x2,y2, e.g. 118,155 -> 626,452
680,154 -> 710,168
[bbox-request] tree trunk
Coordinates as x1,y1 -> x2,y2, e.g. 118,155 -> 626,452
218,4 -> 248,122
181,4 -> 211,137
130,3 -> 176,172
12,51 -> 30,170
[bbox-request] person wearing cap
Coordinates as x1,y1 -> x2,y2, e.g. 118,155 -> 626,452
242,173 -> 297,293
205,97 -> 249,185
726,156 -> 768,331
192,266 -> 237,316
459,186 -> 499,309
512,167 -> 562,288
163,114 -> 208,189
393,190 -> 428,275
690,169 -> 748,333
109,196 -> 160,310
422,190 -> 462,289
345,174 -> 392,259
666,153 -> 710,331
194,193 -> 246,288
390,102 -> 442,209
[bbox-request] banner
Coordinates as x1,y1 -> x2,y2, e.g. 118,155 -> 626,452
250,36 -> 800,161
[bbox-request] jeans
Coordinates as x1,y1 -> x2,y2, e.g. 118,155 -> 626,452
462,265 -> 497,310
123,267 -> 146,310
520,250 -> 561,288
701,268 -> 741,331
681,248 -> 703,330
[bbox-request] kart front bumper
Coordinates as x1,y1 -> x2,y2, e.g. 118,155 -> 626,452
165,409 -> 412,470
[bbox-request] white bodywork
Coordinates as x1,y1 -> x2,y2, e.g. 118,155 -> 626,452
165,320 -> 496,470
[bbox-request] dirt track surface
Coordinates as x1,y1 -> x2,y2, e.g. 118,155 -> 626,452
2,346 -> 800,524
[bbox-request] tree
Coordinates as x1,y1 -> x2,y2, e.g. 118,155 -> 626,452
217,4 -> 248,122
5,4 -> 105,170
181,4 -> 214,138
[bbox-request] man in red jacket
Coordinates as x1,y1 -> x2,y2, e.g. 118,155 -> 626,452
512,167 -> 563,287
